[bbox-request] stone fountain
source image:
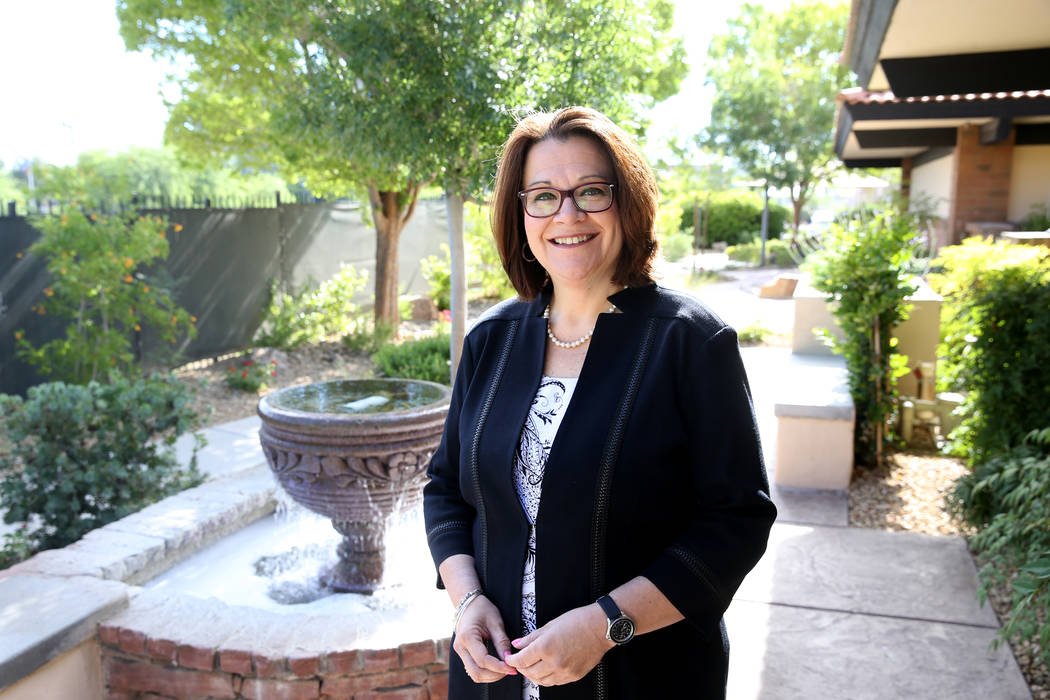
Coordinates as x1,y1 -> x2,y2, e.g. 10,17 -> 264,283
256,378 -> 451,594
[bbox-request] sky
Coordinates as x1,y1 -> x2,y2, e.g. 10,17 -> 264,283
0,0 -> 792,171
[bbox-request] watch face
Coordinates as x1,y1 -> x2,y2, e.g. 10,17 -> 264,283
609,617 -> 635,644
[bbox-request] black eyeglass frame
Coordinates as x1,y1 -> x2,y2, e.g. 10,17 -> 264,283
517,182 -> 616,218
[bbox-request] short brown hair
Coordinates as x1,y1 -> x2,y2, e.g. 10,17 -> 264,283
491,106 -> 659,300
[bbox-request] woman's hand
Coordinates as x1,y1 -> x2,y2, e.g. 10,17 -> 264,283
505,603 -> 613,686
453,594 -> 517,684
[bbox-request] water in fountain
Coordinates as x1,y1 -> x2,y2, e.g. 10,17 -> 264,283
145,489 -> 449,648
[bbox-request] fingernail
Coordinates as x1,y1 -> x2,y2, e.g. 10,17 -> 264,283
503,651 -> 512,659
511,638 -> 523,647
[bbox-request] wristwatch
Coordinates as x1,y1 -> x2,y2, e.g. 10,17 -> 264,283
596,594 -> 635,645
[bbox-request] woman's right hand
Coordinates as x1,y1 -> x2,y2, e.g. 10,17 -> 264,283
453,594 -> 517,683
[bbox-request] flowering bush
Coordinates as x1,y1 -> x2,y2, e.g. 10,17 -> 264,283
224,358 -> 278,392
13,211 -> 195,383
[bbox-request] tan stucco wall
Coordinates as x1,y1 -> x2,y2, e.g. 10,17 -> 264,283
1008,145 -> 1050,222
0,640 -> 102,700
775,415 -> 855,490
910,152 -> 954,219
792,279 -> 942,397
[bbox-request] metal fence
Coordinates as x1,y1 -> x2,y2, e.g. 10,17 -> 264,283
0,198 -> 448,396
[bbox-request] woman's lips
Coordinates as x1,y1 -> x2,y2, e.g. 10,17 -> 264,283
550,233 -> 597,247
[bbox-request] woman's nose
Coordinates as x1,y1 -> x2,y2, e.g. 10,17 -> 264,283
553,193 -> 585,222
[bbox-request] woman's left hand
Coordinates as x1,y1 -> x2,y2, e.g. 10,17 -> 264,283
504,603 -> 613,686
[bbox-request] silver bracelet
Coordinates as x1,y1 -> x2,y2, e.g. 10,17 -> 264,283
452,588 -> 483,635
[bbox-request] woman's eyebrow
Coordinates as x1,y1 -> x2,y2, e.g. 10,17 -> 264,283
525,173 -> 609,188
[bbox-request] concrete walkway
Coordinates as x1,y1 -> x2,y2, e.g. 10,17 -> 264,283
171,341 -> 1029,699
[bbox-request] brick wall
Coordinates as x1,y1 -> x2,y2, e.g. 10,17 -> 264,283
947,124 -> 1016,243
98,623 -> 450,700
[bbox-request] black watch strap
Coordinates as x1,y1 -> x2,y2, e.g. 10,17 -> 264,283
596,594 -> 623,620
596,594 -> 635,645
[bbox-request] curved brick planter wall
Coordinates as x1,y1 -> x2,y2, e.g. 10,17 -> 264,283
98,606 -> 450,700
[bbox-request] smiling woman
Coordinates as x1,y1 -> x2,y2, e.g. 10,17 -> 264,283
423,106 -> 776,700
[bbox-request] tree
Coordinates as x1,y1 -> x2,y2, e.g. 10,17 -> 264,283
703,1 -> 851,234
119,0 -> 685,350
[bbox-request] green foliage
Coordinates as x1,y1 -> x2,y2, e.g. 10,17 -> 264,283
255,266 -> 369,350
659,231 -> 694,263
737,322 -> 770,346
704,1 -> 852,231
726,238 -> 798,267
26,148 -> 295,210
224,357 -> 278,393
421,248 -> 453,312
929,239 -> 1050,462
1020,204 -> 1049,232
949,428 -> 1050,667
422,203 -> 516,310
0,525 -> 37,570
680,191 -> 789,246
14,211 -> 196,384
804,208 -> 925,465
0,374 -> 204,551
373,330 -> 451,386
342,320 -> 396,355
0,161 -> 25,211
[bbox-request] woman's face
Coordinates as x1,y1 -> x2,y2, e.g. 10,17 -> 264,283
521,135 -> 623,293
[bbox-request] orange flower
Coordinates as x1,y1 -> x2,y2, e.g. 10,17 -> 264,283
43,288 -> 54,297
173,224 -> 183,232
142,285 -> 150,293
190,315 -> 197,322
123,257 -> 134,268
61,215 -> 69,225
14,331 -> 23,340
60,268 -> 66,275
90,213 -> 98,221
134,323 -> 141,331
37,306 -> 46,315
124,275 -> 134,283
158,232 -> 166,239
171,315 -> 177,324
16,252 -> 22,259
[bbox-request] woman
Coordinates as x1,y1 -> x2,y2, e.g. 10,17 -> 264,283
423,106 -> 776,700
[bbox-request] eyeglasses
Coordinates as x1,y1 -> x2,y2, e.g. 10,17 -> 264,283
518,182 -> 616,218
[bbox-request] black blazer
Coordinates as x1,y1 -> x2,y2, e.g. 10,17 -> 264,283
424,284 -> 776,700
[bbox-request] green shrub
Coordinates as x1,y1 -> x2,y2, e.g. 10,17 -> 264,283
0,374 -> 204,552
725,237 -> 797,267
659,230 -> 694,262
421,203 -> 516,311
949,427 -> 1050,668
224,356 -> 278,393
680,191 -> 789,247
804,208 -> 924,466
1020,204 -> 1049,232
737,322 -> 770,345
255,265 -> 369,350
342,320 -> 396,354
373,330 -> 451,385
13,211 -> 196,384
929,239 -> 1050,462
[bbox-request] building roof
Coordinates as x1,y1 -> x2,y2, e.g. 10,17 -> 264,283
836,0 -> 1050,167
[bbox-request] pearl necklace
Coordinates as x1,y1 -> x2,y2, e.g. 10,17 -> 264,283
543,303 -> 617,349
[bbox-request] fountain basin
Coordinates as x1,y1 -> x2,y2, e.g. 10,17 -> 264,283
257,379 -> 451,594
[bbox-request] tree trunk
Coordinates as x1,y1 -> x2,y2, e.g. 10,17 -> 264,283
368,184 -> 421,332
445,189 -> 467,384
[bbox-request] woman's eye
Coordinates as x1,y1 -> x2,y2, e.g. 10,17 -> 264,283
532,190 -> 557,202
578,186 -> 605,198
